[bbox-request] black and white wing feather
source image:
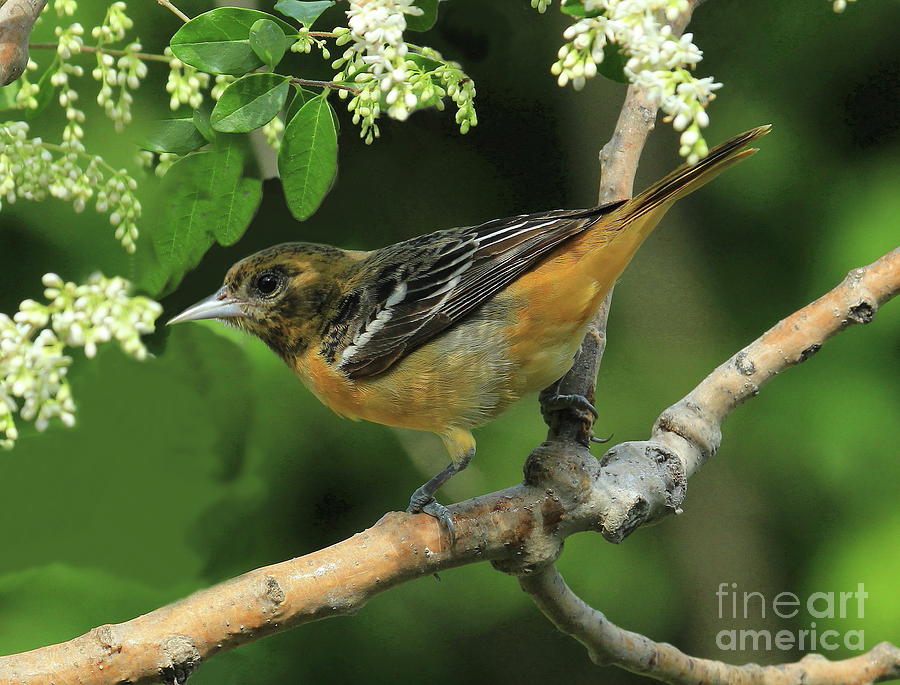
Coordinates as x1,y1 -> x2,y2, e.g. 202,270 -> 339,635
330,202 -> 624,378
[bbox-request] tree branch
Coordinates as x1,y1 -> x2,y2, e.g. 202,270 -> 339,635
520,566 -> 900,685
1,246 -> 896,684
542,7 -> 693,447
0,0 -> 48,86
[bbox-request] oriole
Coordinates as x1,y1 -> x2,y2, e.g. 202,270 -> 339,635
169,125 -> 770,536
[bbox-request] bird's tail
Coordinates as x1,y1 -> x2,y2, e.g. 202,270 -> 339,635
569,126 -> 771,296
590,125 -> 771,256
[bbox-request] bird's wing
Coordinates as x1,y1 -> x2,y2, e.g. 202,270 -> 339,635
328,202 -> 625,379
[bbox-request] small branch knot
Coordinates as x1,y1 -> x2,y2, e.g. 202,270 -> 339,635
160,635 -> 200,685
596,441 -> 687,543
847,300 -> 875,324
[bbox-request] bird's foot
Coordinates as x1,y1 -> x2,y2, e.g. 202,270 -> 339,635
407,491 -> 456,545
540,392 -> 610,447
540,392 -> 598,425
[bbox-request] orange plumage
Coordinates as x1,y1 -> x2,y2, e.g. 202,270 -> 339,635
169,125 -> 770,533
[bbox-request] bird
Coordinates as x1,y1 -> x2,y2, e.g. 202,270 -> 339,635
168,125 -> 770,539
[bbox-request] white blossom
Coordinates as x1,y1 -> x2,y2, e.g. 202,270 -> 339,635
92,42 -> 148,129
90,2 -> 133,44
261,116 -> 285,152
292,27 -> 331,59
0,121 -> 142,251
832,0 -> 857,12
0,273 -> 162,449
551,0 -> 719,162
164,47 -> 211,111
332,3 -> 477,143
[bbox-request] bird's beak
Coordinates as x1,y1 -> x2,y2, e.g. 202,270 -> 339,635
167,286 -> 246,325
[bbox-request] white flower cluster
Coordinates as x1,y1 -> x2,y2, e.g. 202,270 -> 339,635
531,0 -> 552,12
832,0 -> 857,11
52,23 -> 88,147
332,1 -> 477,143
93,43 -> 148,129
292,27 -> 332,59
0,273 -> 162,449
14,60 -> 41,110
0,121 -> 142,251
334,0 -> 424,125
552,0 -> 720,163
164,47 -> 211,111
261,116 -> 285,151
210,74 -> 235,101
90,1 -> 132,43
53,0 -> 78,16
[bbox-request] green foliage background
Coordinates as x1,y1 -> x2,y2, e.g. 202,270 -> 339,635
1,1 -> 898,683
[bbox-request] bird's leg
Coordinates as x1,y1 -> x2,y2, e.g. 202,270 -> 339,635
407,448 -> 474,545
539,387 -> 609,446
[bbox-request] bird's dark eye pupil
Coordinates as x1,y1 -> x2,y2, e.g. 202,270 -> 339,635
257,273 -> 280,295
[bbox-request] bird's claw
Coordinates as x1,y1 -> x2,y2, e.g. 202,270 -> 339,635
407,494 -> 456,546
540,392 -> 598,424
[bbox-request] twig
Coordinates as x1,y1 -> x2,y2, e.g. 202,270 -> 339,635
27,42 -> 171,62
290,76 -> 361,94
0,0 -> 48,85
520,566 -> 900,685
650,247 -> 900,478
542,7 -> 695,446
0,246 -> 895,683
156,0 -> 190,23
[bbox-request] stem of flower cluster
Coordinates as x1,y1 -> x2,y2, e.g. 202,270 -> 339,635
290,77 -> 360,94
28,43 -> 171,63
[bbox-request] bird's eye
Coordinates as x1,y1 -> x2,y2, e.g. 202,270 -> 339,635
255,272 -> 282,296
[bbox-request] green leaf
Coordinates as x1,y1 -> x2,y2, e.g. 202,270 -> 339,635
144,140 -> 263,294
598,43 -> 628,84
273,0 -> 334,26
141,119 -> 208,155
211,73 -> 290,133
284,84 -> 317,123
249,18 -> 288,68
406,0 -> 438,32
0,83 -> 18,111
193,102 -> 216,142
407,53 -> 443,73
560,0 -> 603,17
170,8 -> 295,75
277,95 -> 337,221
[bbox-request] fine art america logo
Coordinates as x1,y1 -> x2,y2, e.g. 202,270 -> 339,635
715,583 -> 868,652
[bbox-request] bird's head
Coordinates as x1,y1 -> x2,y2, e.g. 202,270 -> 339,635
168,242 -> 355,359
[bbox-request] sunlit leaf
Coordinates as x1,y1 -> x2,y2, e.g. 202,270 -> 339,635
211,73 -> 290,133
169,8 -> 295,74
249,18 -> 289,68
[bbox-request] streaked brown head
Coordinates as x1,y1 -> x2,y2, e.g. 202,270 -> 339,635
168,242 -> 357,360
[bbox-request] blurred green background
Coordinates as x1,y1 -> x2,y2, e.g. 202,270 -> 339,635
1,1 -> 898,683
